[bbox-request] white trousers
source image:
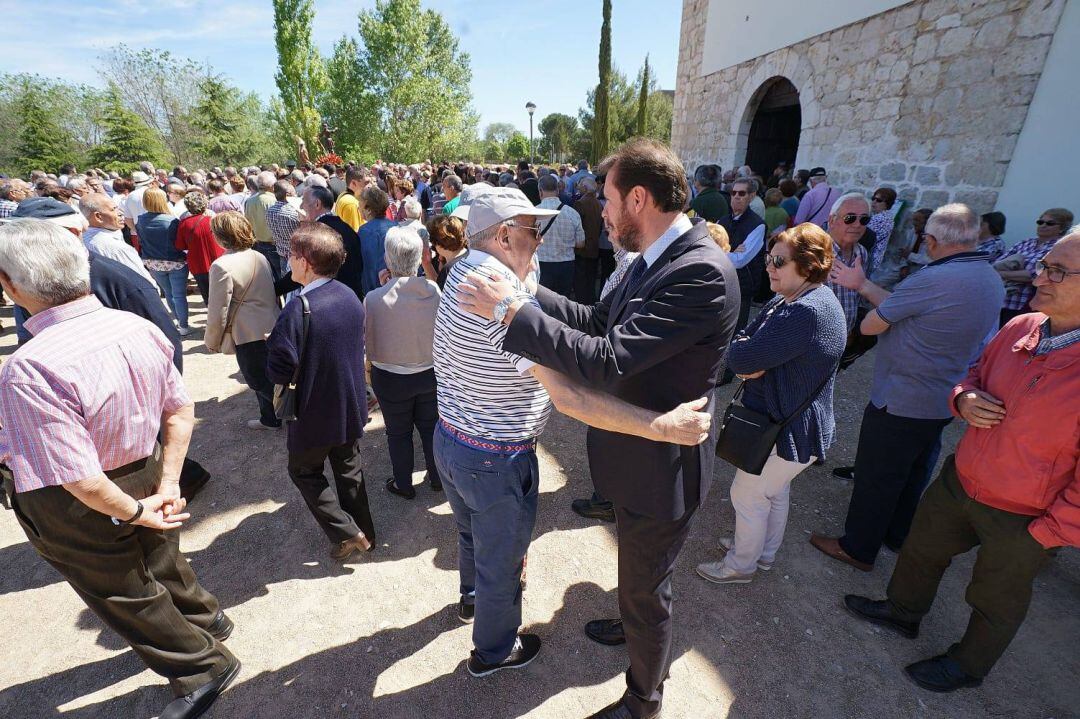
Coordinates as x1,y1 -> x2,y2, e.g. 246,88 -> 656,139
723,449 -> 814,574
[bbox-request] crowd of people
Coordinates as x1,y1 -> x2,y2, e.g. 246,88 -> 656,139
0,141 -> 1076,719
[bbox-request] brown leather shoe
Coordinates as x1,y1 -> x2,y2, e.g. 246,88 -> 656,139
331,533 -> 373,560
809,534 -> 873,572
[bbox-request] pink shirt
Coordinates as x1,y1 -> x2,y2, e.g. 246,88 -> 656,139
0,296 -> 191,493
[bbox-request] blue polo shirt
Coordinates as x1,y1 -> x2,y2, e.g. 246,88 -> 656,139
870,251 -> 1004,419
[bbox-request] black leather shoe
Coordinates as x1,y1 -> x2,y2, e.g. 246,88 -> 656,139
427,472 -> 442,492
572,498 -> 615,523
206,611 -> 233,642
904,655 -> 983,693
467,633 -> 541,677
160,658 -> 241,719
585,618 -> 625,646
458,596 -> 475,624
831,466 -> 855,480
385,477 -> 416,499
843,595 -> 919,638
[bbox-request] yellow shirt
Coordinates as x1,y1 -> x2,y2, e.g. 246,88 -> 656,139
334,191 -> 363,232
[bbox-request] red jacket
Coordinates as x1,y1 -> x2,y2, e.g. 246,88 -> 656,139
175,214 -> 224,275
951,313 -> 1080,548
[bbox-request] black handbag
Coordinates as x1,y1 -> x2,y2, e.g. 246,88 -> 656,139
715,370 -> 834,475
273,295 -> 310,422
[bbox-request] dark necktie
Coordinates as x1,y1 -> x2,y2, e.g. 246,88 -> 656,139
623,257 -> 648,298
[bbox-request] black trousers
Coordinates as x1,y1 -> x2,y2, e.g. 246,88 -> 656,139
234,340 -> 280,428
369,366 -> 440,491
287,439 -> 374,544
253,241 -> 282,281
840,403 -> 950,565
615,503 -> 697,717
193,272 -> 210,304
574,256 -> 600,305
887,456 -> 1054,677
598,248 -> 616,287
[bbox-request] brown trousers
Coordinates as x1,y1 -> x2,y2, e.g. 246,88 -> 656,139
8,446 -> 235,696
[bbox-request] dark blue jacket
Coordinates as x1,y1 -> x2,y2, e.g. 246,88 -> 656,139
266,280 -> 368,453
135,212 -> 185,262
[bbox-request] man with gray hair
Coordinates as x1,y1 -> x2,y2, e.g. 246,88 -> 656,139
689,164 -> 728,222
535,173 -> 584,297
0,178 -> 31,218
823,192 -> 872,332
0,219 -> 239,718
811,203 -> 1005,571
244,170 -> 281,278
80,192 -> 154,283
441,173 -> 464,215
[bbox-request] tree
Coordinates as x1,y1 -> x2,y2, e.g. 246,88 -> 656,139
272,0 -> 327,155
89,86 -> 166,172
505,132 -> 530,162
575,66 -> 673,160
538,113 -> 578,163
319,36 -> 378,164
11,77 -> 78,175
591,0 -> 612,164
636,55 -> 650,136
190,76 -> 245,165
483,122 -> 517,146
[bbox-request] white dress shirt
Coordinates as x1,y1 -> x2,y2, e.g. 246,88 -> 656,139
726,214 -> 766,270
642,214 -> 694,267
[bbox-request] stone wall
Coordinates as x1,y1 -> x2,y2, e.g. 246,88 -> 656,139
672,0 -> 1066,213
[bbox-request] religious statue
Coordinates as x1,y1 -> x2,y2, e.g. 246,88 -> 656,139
319,121 -> 338,155
295,136 -> 311,166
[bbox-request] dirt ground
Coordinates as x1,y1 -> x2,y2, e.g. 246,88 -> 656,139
0,297 -> 1077,719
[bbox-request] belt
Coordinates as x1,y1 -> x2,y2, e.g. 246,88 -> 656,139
104,456 -> 150,480
439,419 -> 536,454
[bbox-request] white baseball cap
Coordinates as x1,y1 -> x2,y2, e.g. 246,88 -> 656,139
464,187 -> 558,240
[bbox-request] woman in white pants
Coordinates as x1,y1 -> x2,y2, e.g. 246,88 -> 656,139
698,223 -> 848,584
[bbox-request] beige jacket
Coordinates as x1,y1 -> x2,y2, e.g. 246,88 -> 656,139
204,249 -> 280,354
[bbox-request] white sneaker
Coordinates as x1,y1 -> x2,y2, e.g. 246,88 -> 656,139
246,419 -> 281,430
718,536 -> 774,571
177,325 -> 194,337
696,561 -> 754,584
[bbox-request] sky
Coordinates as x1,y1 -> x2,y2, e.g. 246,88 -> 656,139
4,0 -> 682,136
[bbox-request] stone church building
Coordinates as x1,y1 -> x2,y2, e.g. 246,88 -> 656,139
672,0 -> 1078,244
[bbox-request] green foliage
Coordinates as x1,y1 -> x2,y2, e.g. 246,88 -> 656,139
636,55 -> 650,136
327,0 -> 475,162
8,76 -> 81,175
537,113 -> 578,163
272,0 -> 327,154
190,76 -> 245,165
591,0 -> 612,164
319,36 -> 378,163
88,86 -> 166,172
483,123 -> 517,146
575,66 -> 673,160
505,132 -> 530,162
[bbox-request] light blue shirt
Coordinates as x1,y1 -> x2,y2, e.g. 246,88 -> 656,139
642,214 -> 694,267
300,277 -> 332,295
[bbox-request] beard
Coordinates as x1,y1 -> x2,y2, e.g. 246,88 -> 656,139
607,209 -> 644,253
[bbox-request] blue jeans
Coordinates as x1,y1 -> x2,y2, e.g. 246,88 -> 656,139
434,424 -> 539,664
150,267 -> 190,329
13,304 -> 31,344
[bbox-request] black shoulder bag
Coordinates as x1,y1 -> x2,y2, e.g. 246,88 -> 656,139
539,202 -> 565,237
273,295 -> 310,422
715,370 -> 834,475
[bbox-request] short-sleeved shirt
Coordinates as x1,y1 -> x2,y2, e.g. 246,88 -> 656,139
432,250 -> 551,441
826,242 -> 868,332
535,197 -> 583,263
0,296 -> 191,492
871,252 -> 1005,419
999,236 -> 1059,311
266,200 -> 300,259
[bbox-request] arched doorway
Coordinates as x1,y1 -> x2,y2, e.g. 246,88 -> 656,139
743,78 -> 801,178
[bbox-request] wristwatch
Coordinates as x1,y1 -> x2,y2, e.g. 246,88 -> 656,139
493,292 -> 527,324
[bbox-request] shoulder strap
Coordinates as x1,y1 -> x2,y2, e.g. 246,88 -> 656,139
539,203 -> 565,237
778,362 -> 839,428
808,187 -> 835,222
222,253 -> 261,335
290,295 -> 311,386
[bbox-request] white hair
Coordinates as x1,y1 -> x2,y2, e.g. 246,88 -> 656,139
78,192 -> 114,219
402,196 -> 422,221
926,203 -> 980,247
0,219 -> 90,304
66,177 -> 88,192
138,161 -> 155,174
383,226 -> 423,278
256,171 -> 276,191
830,192 -> 870,217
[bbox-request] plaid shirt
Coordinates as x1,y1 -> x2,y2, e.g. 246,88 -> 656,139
1000,237 -> 1059,311
827,241 -> 868,332
535,197 -> 584,263
601,248 -> 640,299
0,198 -> 17,218
1034,318 -> 1080,356
266,200 -> 300,260
868,211 -> 895,273
0,296 -> 191,493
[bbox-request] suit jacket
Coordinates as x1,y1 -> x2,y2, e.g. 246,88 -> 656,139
504,219 -> 740,520
320,214 -> 365,300
204,249 -> 280,354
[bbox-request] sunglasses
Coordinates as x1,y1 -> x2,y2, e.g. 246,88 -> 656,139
1035,260 -> 1080,283
504,220 -> 540,238
1036,219 -> 1059,226
842,213 -> 871,226
731,190 -> 749,197
764,254 -> 788,269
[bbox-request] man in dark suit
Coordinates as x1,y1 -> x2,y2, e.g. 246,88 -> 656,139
457,139 -> 740,719
285,186 -> 365,301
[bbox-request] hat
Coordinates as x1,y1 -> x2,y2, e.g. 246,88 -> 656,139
12,197 -> 86,231
464,187 -> 558,240
809,167 -> 827,178
450,204 -> 470,221
131,171 -> 152,186
459,182 -> 498,207
286,160 -> 296,167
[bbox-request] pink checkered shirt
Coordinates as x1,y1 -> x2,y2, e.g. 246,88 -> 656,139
0,296 -> 192,493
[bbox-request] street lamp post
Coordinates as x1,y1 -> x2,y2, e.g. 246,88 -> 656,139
525,102 -> 537,163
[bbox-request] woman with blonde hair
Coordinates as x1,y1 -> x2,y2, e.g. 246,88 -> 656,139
205,211 -> 282,430
136,187 -> 191,335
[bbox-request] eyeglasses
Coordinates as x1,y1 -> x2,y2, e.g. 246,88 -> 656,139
1036,219 -> 1060,227
871,196 -> 886,203
731,190 -> 749,197
764,254 -> 788,269
842,213 -> 871,226
1035,260 -> 1080,283
504,220 -> 540,239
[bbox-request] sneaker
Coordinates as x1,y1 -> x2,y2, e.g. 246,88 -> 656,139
718,536 -> 774,571
177,325 -> 195,337
458,596 -> 475,624
696,560 -> 754,584
246,419 -> 281,430
466,633 -> 541,677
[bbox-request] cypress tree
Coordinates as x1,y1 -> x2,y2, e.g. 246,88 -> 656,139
636,55 -> 650,136
89,86 -> 165,172
592,0 -> 612,164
